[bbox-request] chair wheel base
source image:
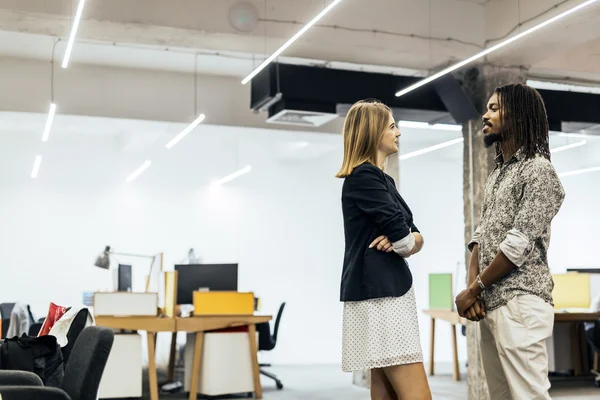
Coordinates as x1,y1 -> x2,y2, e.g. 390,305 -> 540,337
276,381 -> 284,390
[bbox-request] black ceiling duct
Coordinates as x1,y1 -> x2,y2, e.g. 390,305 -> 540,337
250,63 -> 600,130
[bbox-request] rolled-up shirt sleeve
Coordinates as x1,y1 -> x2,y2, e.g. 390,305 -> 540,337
349,165 -> 411,243
393,233 -> 415,257
468,225 -> 481,252
499,160 -> 565,267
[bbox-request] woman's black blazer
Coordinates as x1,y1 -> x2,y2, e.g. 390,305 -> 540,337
340,163 -> 419,302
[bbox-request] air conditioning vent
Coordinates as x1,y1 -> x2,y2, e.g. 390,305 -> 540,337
266,109 -> 339,127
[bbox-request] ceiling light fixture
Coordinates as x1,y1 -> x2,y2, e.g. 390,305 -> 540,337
397,121 -> 462,131
31,155 -> 42,179
559,165 -> 600,178
527,80 -> 600,95
399,138 -> 464,160
431,123 -> 463,132
211,165 -> 252,186
550,140 -> 586,154
559,133 -> 596,139
41,103 -> 57,142
62,0 -> 87,68
241,0 -> 344,84
165,114 -> 205,149
395,0 -> 599,97
126,160 -> 152,183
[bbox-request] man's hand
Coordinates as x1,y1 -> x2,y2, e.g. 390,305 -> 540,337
463,299 -> 486,322
455,288 -> 479,318
369,235 -> 393,253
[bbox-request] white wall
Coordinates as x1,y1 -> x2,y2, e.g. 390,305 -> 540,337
399,152 -> 468,365
0,116 -> 346,366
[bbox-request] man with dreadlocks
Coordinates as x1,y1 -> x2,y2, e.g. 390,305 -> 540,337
454,83 -> 565,400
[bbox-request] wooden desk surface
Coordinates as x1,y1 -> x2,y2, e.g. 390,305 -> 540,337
423,309 -> 600,324
95,314 -> 273,333
95,316 -> 176,332
554,312 -> 600,322
176,314 -> 272,332
423,309 -> 466,325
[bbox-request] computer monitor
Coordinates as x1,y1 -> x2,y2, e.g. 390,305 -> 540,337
117,264 -> 132,292
174,264 -> 238,305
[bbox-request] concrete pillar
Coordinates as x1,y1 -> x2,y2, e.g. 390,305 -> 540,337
459,65 -> 527,400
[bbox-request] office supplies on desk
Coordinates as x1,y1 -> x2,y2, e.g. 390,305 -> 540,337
93,292 -> 158,316
193,291 -> 254,315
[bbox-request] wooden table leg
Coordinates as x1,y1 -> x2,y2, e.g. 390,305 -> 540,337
429,317 -> 435,376
451,324 -> 460,381
571,323 -> 582,376
146,332 -> 159,400
248,324 -> 263,399
189,332 -> 204,400
168,332 -> 177,382
593,351 -> 599,372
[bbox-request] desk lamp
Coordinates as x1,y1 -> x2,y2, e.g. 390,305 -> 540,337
94,245 -> 162,292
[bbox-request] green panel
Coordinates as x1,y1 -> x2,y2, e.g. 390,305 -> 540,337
429,273 -> 453,310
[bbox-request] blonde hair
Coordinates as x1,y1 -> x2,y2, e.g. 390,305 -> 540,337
336,99 -> 393,178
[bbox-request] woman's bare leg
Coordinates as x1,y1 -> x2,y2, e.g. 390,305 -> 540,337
371,368 -> 398,400
383,362 -> 431,400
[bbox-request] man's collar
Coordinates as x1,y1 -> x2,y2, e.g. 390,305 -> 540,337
495,147 -> 525,166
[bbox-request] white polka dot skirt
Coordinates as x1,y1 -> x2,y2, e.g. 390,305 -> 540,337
342,286 -> 423,372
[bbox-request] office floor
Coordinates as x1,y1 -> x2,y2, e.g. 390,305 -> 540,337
140,364 -> 600,400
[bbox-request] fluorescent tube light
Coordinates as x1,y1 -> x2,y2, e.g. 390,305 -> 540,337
241,0 -> 344,84
550,140 -> 586,154
31,155 -> 42,179
42,103 -> 57,142
126,160 -> 152,183
399,138 -> 464,160
527,80 -> 600,95
431,123 -> 463,132
397,121 -> 462,131
165,114 -> 205,149
398,121 -> 430,129
559,165 -> 600,178
61,0 -> 87,68
395,0 -> 599,97
559,133 -> 595,139
211,165 -> 252,186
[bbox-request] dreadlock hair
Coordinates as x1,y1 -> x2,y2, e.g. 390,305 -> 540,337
494,83 -> 551,161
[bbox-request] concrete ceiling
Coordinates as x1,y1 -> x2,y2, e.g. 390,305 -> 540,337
0,0 -> 599,83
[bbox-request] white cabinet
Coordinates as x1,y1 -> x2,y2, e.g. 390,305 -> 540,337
184,332 -> 254,396
98,333 -> 143,399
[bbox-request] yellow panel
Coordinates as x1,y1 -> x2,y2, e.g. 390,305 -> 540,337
552,273 -> 590,309
193,291 -> 255,315
163,271 -> 178,317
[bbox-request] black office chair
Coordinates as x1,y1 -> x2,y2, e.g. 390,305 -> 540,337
0,326 -> 114,400
0,303 -> 16,338
584,319 -> 600,387
257,302 -> 286,390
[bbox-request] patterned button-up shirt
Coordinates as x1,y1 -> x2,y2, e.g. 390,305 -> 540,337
469,148 -> 565,311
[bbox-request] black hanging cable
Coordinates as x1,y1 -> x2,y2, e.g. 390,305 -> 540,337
50,38 -> 60,103
194,52 -> 198,117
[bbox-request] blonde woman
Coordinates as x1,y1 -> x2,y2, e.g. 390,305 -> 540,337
336,99 -> 431,400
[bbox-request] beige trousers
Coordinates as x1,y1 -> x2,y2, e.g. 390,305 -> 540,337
479,294 -> 554,400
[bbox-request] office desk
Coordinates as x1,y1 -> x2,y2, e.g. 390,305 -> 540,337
423,309 -> 600,381
96,314 -> 272,400
176,315 -> 272,400
423,309 -> 466,381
